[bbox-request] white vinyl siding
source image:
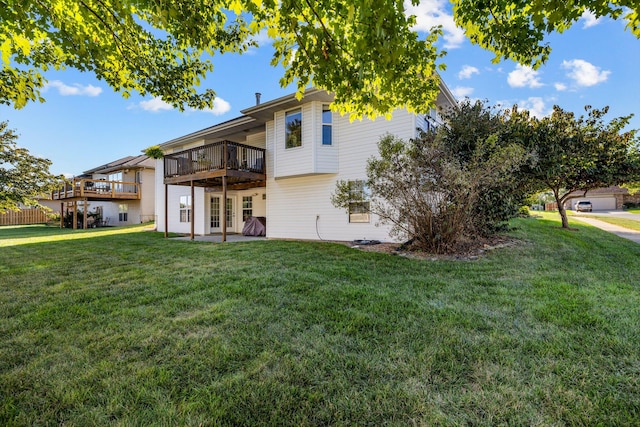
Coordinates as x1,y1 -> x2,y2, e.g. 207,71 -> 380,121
266,109 -> 416,242
273,104 -> 313,178
273,102 -> 338,178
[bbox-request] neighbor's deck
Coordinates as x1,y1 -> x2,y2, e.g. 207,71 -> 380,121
51,179 -> 140,201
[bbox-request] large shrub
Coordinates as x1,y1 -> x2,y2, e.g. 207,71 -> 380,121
332,125 -> 529,253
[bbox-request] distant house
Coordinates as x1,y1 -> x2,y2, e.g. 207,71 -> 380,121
48,155 -> 155,228
564,186 -> 630,211
154,85 -> 457,241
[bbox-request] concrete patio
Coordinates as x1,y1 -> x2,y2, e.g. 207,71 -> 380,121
171,233 -> 266,243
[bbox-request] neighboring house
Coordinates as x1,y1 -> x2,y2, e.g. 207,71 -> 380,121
155,85 -> 457,241
564,186 -> 630,211
49,155 -> 155,228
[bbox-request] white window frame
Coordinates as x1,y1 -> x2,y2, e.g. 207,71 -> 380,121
347,180 -> 370,223
179,195 -> 191,223
118,203 -> 128,222
242,196 -> 253,222
322,104 -> 332,146
285,108 -> 302,149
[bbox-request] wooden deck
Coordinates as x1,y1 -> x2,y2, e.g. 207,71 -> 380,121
51,178 -> 141,201
162,140 -> 266,242
163,140 -> 266,189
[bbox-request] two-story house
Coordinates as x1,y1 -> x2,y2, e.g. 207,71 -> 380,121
50,155 -> 155,228
155,84 -> 456,241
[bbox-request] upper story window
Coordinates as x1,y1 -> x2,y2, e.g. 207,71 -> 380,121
285,109 -> 302,149
108,171 -> 123,191
322,105 -> 332,145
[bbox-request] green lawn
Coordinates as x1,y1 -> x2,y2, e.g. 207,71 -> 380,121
2,219 -> 640,425
625,208 -> 640,214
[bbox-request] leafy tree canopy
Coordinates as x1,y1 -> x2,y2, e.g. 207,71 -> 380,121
522,105 -> 640,228
0,120 -> 64,213
454,0 -> 640,67
1,1 -> 638,117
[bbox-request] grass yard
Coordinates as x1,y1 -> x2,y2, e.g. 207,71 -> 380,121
1,218 -> 639,425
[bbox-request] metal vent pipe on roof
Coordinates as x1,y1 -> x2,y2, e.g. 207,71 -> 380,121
255,92 -> 261,105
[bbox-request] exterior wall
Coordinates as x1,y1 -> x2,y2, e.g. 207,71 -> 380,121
155,158 -> 166,232
415,108 -> 444,133
161,185 -> 207,235
138,169 -> 156,222
266,109 -> 416,242
273,102 -> 338,178
87,200 -> 140,226
155,170 -> 207,235
623,193 -> 640,207
204,188 -> 267,233
164,139 -> 206,155
273,103 -> 314,178
157,100 -> 440,241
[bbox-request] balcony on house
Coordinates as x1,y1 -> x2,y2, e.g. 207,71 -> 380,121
163,140 -> 266,190
51,178 -> 141,200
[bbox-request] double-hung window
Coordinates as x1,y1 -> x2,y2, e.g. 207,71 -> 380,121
322,105 -> 332,145
285,109 -> 302,149
118,204 -> 128,222
179,195 -> 191,222
242,196 -> 253,222
348,180 -> 370,223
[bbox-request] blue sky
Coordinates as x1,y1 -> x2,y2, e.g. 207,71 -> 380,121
1,1 -> 639,176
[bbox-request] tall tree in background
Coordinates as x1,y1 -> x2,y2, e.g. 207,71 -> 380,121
523,106 -> 640,228
0,121 -> 63,213
1,1 -> 638,118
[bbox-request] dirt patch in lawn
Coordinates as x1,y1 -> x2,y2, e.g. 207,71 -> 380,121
347,235 -> 522,261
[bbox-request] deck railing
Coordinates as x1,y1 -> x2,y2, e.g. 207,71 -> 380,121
51,178 -> 140,200
164,140 -> 266,178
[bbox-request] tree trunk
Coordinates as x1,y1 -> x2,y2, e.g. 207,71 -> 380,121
553,190 -> 570,228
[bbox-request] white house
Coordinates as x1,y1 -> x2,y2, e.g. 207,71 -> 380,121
49,155 -> 156,228
155,85 -> 456,241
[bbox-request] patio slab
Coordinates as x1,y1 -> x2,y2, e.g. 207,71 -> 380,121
171,234 -> 266,243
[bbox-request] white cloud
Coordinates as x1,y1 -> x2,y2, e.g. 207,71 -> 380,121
136,96 -> 231,115
458,65 -> 479,79
507,65 -> 543,88
46,80 -> 102,97
251,29 -> 271,47
451,86 -> 474,99
581,10 -> 602,28
561,59 -> 610,87
200,97 -> 231,115
245,29 -> 272,55
404,0 -> 466,48
554,82 -> 568,91
139,97 -> 173,112
519,97 -> 551,119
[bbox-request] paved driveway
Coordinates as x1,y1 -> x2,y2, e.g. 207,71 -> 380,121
572,213 -> 640,244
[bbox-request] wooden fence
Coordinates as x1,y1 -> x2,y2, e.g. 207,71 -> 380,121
0,208 -> 51,226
